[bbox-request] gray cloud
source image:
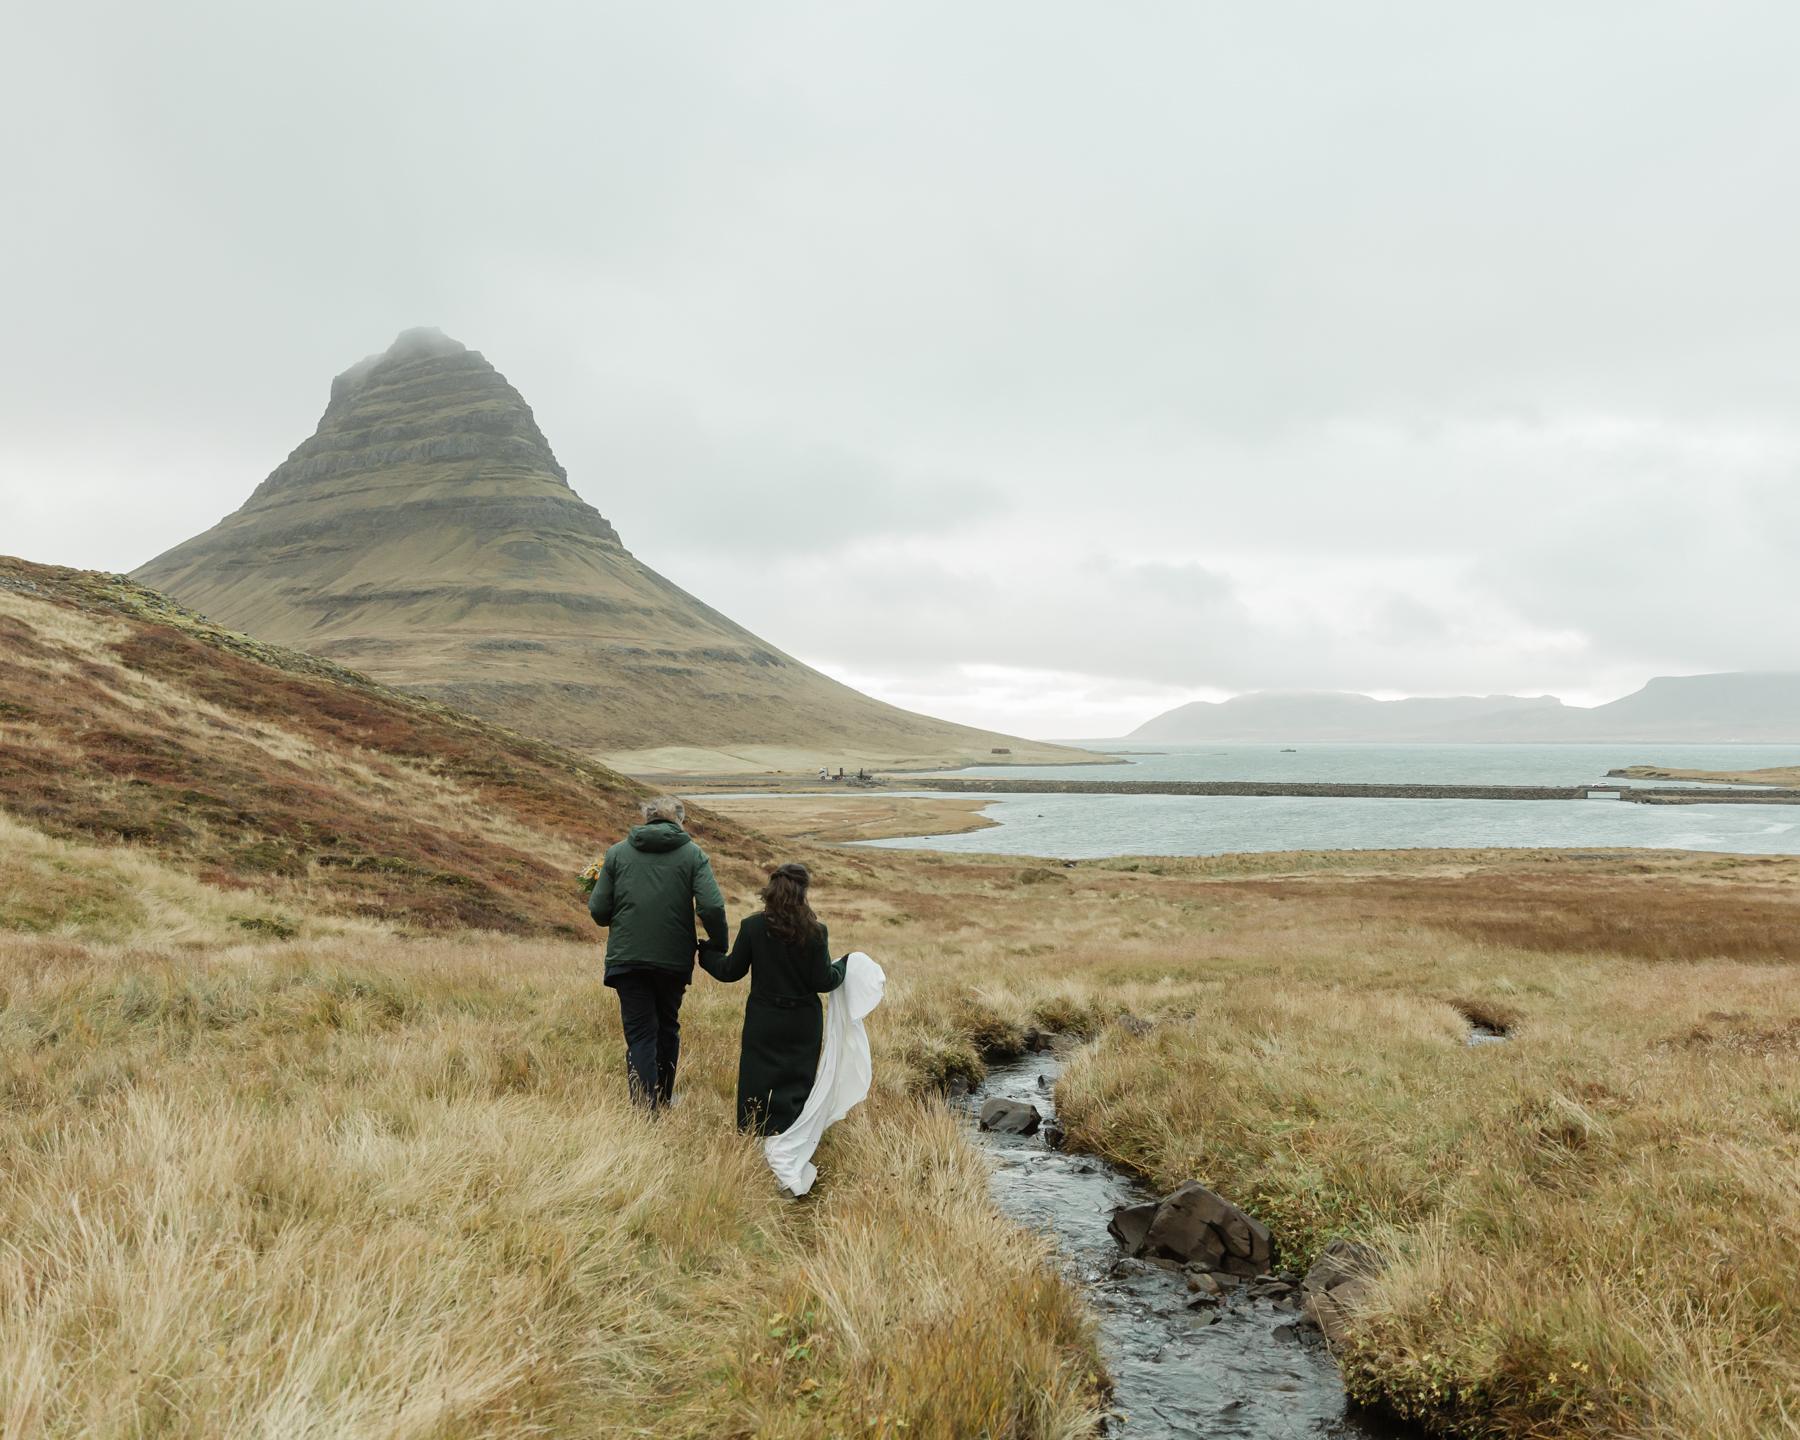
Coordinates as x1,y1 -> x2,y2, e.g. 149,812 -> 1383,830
4,2 -> 1800,735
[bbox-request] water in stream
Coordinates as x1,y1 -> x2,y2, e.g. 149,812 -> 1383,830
969,1054 -> 1417,1439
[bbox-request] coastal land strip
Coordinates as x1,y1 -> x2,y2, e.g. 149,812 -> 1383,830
1610,763 -> 1800,788
902,776 -> 1800,804
691,792 -> 999,844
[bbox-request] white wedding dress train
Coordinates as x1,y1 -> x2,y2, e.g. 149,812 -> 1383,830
763,951 -> 885,1196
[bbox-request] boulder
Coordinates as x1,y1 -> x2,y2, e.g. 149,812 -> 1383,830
1302,1238 -> 1383,1294
1106,1202 -> 1160,1254
1302,1276 -> 1375,1346
1142,1181 -> 1256,1268
1299,1239 -> 1385,1347
978,1098 -> 1040,1135
1244,1215 -> 1275,1269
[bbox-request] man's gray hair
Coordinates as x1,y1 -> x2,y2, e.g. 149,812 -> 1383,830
640,795 -> 686,824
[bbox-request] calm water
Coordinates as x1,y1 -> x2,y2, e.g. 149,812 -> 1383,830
852,744 -> 1800,859
955,742 -> 1800,788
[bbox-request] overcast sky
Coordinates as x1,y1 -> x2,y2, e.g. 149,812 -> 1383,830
4,3 -> 1799,737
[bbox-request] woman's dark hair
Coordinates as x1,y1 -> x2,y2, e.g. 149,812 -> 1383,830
760,862 -> 820,946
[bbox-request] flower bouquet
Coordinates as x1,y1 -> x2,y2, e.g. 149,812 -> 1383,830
578,859 -> 604,897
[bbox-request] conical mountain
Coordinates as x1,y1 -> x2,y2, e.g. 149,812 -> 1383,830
134,329 -> 1092,773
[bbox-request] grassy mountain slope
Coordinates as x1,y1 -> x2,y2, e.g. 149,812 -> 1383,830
131,329 -> 1098,775
0,555 -> 778,938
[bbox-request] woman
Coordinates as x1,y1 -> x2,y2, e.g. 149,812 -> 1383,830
704,863 -> 846,1135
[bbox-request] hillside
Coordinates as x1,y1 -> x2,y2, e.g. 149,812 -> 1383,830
132,329 -> 1095,775
1132,673 -> 1800,743
0,555 -> 780,938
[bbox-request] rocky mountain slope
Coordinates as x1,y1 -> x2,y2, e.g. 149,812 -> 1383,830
133,329 -> 1092,774
0,556 -> 781,937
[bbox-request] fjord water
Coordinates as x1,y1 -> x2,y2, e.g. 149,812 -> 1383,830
857,744 -> 1800,859
961,742 -> 1800,788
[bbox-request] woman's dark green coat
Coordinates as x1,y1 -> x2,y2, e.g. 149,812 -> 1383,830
702,914 -> 846,1135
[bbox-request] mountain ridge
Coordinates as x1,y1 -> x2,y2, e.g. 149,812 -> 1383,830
1131,673 -> 1800,743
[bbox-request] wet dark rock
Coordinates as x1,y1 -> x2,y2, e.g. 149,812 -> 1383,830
1107,1201 -> 1160,1253
1272,1323 -> 1300,1343
979,1097 -> 1041,1134
1128,1179 -> 1275,1274
1042,1118 -> 1067,1149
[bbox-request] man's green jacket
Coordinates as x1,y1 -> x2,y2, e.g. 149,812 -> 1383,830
588,819 -> 728,981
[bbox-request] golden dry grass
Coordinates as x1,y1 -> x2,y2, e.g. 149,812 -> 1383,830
7,785 -> 1800,1437
0,929 -> 1101,1439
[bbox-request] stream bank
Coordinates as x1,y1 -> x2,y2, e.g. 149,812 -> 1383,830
967,1053 -> 1419,1439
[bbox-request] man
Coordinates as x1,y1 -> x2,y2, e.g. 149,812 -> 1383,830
588,796 -> 728,1111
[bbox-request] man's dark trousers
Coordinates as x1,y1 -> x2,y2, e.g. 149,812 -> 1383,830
613,969 -> 688,1109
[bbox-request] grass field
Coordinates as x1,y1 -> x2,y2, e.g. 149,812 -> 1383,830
6,560 -> 1800,1436
6,830 -> 1799,1436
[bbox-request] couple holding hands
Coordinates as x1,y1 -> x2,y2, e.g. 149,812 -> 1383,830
585,796 -> 882,1187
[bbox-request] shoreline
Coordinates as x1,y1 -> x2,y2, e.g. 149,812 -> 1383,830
901,776 -> 1800,804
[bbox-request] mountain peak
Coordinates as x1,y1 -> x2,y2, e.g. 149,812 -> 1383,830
133,333 -> 1094,772
330,326 -> 470,404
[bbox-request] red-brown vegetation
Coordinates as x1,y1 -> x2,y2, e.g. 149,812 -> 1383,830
0,558 -> 775,935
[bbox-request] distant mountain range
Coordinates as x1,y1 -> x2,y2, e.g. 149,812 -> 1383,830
1129,674 -> 1800,743
133,328 -> 1096,776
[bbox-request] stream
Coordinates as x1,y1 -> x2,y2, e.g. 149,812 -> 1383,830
967,1054 -> 1419,1439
